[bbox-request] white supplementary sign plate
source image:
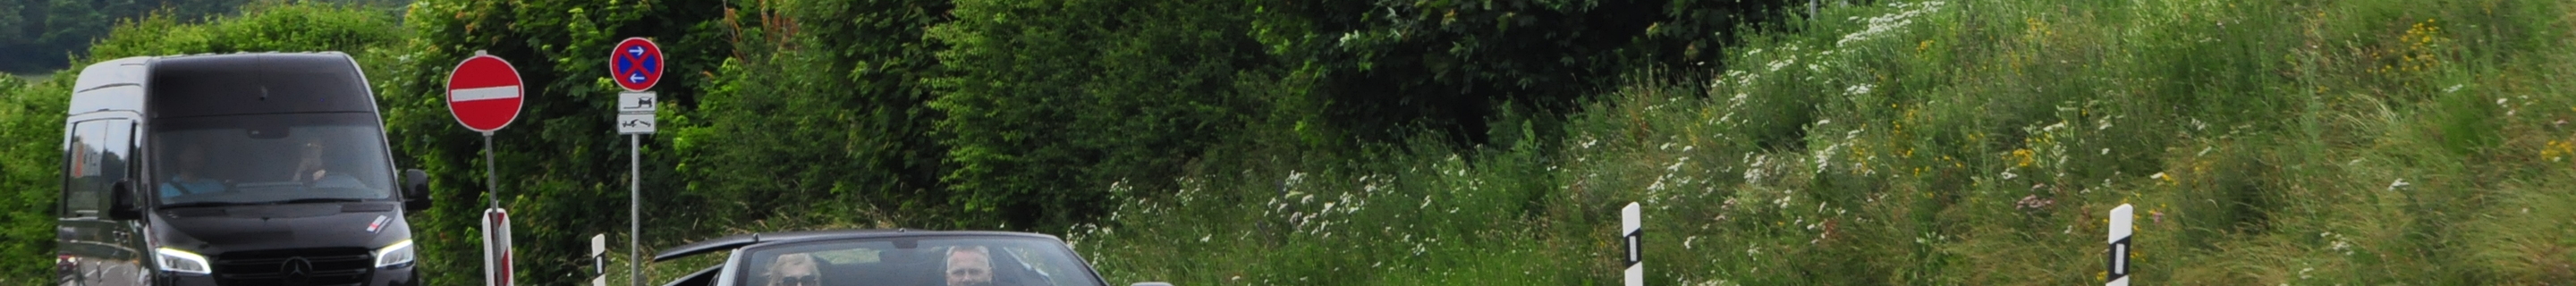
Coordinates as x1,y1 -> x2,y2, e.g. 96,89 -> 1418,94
618,92 -> 657,114
617,114 -> 656,134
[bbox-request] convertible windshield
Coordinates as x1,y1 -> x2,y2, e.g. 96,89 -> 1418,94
152,113 -> 394,206
736,237 -> 1104,286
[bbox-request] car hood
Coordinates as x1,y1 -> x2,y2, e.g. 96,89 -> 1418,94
150,202 -> 411,254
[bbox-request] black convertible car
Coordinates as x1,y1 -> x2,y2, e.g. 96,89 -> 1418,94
652,229 -> 1170,286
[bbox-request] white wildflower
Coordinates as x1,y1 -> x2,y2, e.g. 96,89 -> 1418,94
1837,2 -> 1946,47
1815,143 -> 1843,171
2387,179 -> 2409,190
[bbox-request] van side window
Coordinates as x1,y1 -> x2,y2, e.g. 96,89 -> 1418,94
61,119 -> 132,217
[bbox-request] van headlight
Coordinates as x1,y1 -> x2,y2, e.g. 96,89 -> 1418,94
155,248 -> 212,274
374,240 -> 416,268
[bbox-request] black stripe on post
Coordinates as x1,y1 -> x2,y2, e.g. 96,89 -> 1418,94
2106,236 -> 2131,282
1624,229 -> 1641,265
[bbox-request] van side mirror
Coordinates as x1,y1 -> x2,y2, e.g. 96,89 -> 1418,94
107,180 -> 142,220
402,169 -> 431,212
1131,282 -> 1174,286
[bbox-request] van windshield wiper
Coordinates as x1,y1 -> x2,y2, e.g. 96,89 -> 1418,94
272,198 -> 365,205
160,201 -> 255,209
162,198 -> 365,208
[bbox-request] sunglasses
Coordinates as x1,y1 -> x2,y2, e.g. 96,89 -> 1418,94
777,274 -> 818,286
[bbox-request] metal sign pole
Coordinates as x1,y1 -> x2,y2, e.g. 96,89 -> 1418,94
616,91 -> 657,286
486,133 -> 499,208
630,135 -> 642,286
483,132 -> 507,286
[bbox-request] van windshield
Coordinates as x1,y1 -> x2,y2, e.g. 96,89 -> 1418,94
152,113 -> 394,206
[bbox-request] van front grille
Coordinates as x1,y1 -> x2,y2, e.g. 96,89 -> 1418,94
213,248 -> 372,286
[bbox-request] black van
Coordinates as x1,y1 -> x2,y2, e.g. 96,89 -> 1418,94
55,53 -> 431,286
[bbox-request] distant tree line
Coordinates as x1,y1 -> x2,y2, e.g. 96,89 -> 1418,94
0,0 -> 409,74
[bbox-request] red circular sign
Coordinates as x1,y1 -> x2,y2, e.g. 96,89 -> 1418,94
446,54 -> 524,132
611,38 -> 664,92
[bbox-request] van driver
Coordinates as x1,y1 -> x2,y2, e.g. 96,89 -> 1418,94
158,144 -> 223,197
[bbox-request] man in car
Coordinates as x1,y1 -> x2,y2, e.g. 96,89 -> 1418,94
764,252 -> 822,286
945,246 -> 996,286
158,144 -> 223,197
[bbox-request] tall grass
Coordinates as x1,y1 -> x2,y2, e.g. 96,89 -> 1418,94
1076,0 -> 2576,284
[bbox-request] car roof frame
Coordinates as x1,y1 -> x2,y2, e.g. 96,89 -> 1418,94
650,229 -> 1060,262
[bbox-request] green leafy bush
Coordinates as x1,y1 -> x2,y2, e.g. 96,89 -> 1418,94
928,0 -> 1278,230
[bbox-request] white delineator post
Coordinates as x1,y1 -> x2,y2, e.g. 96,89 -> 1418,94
1623,202 -> 1642,286
591,234 -> 608,286
2107,204 -> 2134,286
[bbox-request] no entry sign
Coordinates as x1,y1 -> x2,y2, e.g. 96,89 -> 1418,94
447,52 -> 525,132
612,38 -> 664,92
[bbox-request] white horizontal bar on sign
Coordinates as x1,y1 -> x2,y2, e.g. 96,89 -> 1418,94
451,86 -> 521,102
